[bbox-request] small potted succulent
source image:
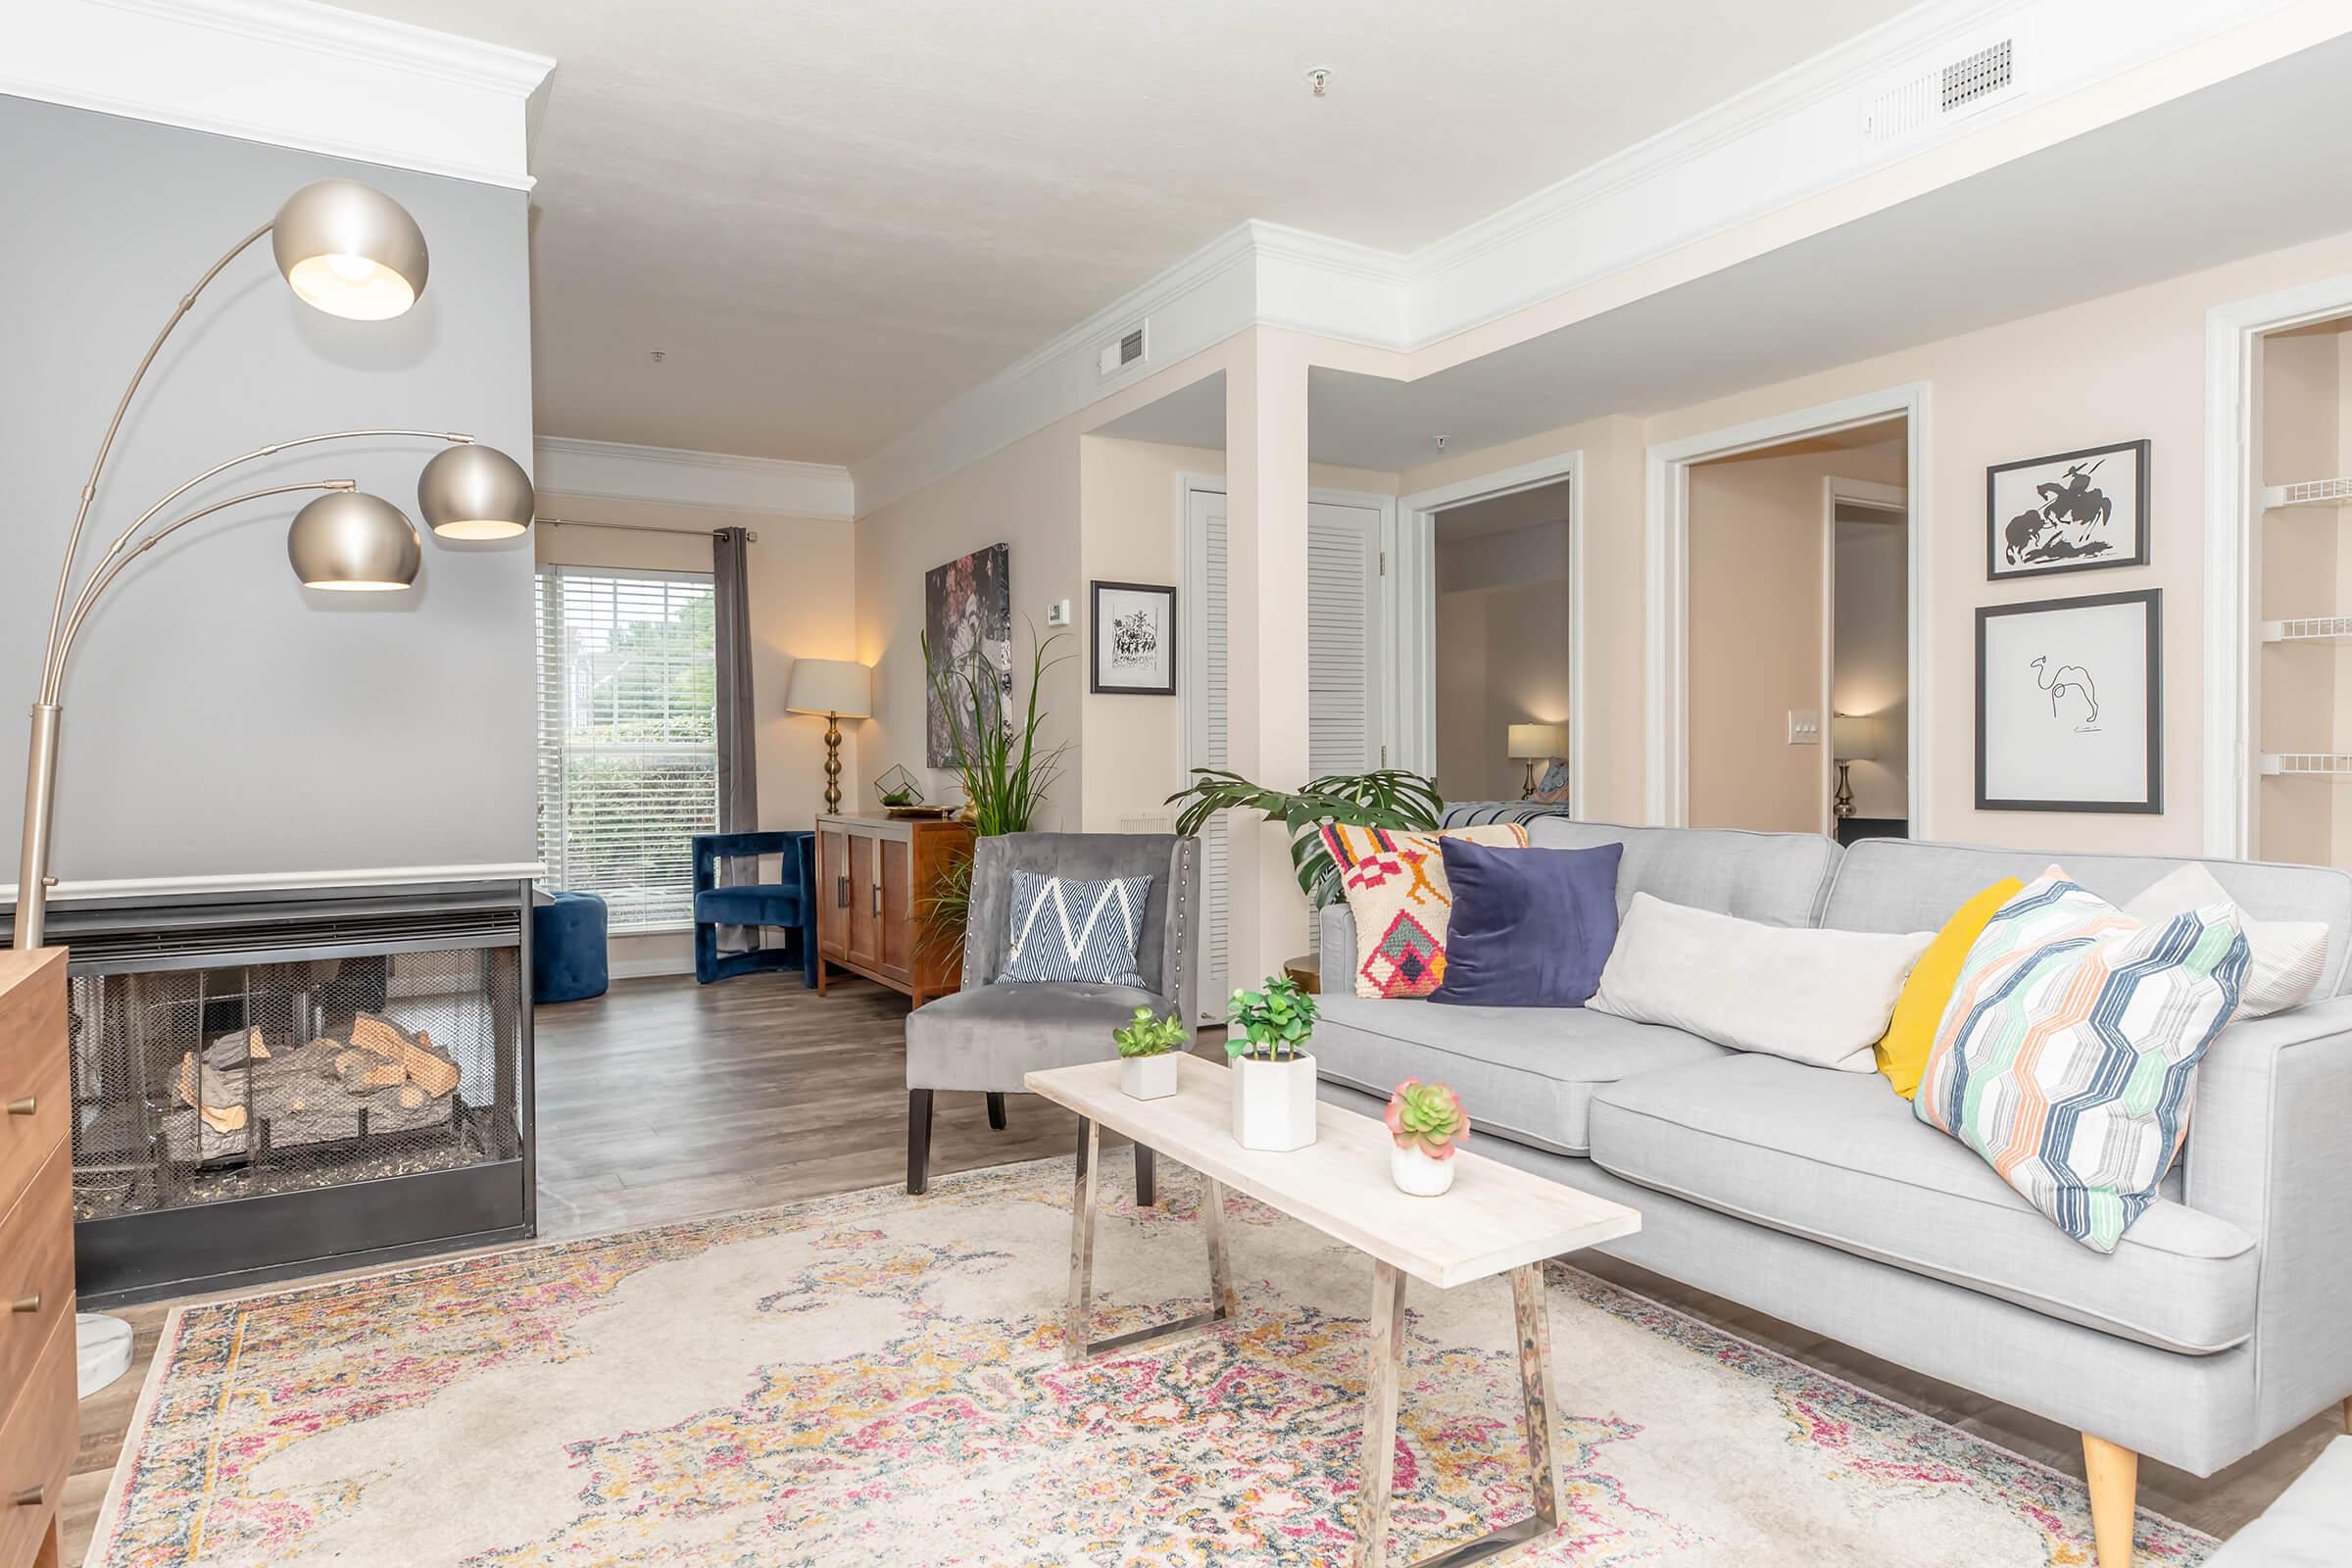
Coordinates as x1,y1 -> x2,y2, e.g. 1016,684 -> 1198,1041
1385,1079 -> 1470,1197
1225,975 -> 1319,1152
1112,1006 -> 1188,1100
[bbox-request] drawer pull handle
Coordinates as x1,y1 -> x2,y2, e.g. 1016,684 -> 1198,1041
12,1487 -> 39,1507
8,1295 -> 35,1314
3,1099 -> 31,1117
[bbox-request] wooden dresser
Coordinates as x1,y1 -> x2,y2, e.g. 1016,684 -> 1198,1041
0,950 -> 73,1568
812,815 -> 973,1008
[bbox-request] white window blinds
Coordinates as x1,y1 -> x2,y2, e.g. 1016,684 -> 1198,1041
534,564 -> 719,931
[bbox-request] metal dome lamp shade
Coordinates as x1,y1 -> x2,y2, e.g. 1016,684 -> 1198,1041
270,178 -> 429,320
288,492 -> 423,590
417,442 -> 535,539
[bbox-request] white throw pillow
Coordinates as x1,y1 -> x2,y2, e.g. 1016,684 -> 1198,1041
2122,863 -> 2328,1019
1590,893 -> 1934,1072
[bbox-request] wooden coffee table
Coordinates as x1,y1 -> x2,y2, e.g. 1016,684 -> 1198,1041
1024,1058 -> 1641,1568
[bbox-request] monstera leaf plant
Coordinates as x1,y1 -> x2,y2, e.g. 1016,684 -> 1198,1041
1165,767 -> 1445,909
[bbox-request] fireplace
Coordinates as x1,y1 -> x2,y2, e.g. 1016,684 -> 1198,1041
8,879 -> 535,1303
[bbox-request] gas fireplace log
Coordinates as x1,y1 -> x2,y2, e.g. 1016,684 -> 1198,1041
350,1013 -> 461,1099
174,1053 -> 249,1134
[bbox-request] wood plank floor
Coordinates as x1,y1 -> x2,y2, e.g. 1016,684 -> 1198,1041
60,969 -> 2332,1562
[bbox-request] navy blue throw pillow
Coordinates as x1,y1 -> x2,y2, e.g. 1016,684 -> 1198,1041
1430,838 -> 1623,1007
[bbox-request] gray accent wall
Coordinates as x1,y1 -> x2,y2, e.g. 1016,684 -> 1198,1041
0,96 -> 536,884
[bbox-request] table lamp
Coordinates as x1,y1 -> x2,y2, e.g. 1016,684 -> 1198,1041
1832,712 -> 1882,820
785,659 -> 873,813
1507,722 -> 1568,799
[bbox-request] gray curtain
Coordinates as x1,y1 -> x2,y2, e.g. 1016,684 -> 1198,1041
712,528 -> 759,943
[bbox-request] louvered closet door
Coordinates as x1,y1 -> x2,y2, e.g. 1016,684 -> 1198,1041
1187,491 -> 1387,1001
1304,500 -> 1385,956
1185,487 -> 1232,1021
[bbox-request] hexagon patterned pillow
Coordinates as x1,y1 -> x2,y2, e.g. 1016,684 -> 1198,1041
1319,822 -> 1530,998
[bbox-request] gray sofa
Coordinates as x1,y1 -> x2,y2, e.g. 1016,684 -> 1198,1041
1313,816 -> 2352,1563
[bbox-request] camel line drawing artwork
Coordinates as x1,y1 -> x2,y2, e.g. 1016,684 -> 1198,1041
2031,656 -> 2099,723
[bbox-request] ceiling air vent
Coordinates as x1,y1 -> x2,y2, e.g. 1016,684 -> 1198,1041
1099,321 -> 1148,378
1862,32 -> 2022,149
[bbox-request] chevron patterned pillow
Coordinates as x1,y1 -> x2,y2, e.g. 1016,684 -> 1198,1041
1914,867 -> 2250,1252
1000,871 -> 1152,987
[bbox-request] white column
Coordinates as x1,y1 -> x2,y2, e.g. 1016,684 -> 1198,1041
1223,331 -> 1313,987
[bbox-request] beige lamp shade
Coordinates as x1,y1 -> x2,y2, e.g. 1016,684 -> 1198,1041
785,658 -> 872,718
1833,712 -> 1882,761
1507,722 -> 1567,760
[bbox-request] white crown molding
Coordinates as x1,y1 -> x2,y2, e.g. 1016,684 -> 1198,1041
3,0 -> 554,189
855,0 -> 2333,515
534,437 -> 857,520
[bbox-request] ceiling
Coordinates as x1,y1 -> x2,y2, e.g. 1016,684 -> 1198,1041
325,0 -> 1916,465
1288,33 -> 2352,472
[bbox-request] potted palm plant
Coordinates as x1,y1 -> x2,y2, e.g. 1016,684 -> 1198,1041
1385,1079 -> 1470,1196
1113,1006 -> 1188,1100
1225,975 -> 1319,1151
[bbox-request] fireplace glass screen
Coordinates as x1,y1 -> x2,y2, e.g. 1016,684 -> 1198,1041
67,947 -> 524,1221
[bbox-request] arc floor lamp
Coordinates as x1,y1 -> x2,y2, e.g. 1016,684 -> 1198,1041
13,176 -> 536,955
9,177 -> 535,1397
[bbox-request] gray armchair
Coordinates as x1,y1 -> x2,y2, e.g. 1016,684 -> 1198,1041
904,832 -> 1200,1196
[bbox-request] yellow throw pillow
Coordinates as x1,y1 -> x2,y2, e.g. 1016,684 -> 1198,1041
1874,877 -> 2025,1099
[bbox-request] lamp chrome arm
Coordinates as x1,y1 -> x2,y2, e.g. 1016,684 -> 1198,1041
38,222 -> 271,688
51,480 -> 359,691
41,428 -> 473,702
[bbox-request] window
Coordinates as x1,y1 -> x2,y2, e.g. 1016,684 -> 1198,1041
534,564 -> 718,931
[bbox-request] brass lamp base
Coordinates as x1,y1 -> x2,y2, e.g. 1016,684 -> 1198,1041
1834,760 -> 1856,820
822,714 -> 844,813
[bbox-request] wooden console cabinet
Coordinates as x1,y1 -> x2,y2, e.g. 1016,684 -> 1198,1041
813,814 -> 974,1008
0,950 -> 73,1568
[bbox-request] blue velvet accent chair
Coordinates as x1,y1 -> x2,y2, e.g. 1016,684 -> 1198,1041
693,830 -> 818,986
532,890 -> 610,1004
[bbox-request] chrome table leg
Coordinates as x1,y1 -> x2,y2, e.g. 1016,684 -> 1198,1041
1062,1129 -> 1239,1363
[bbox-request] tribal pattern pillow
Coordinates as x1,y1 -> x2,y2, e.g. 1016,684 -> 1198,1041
1914,868 -> 2249,1252
1000,871 -> 1152,987
1320,822 -> 1530,999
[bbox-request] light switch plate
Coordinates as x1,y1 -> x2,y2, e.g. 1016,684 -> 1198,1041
1788,710 -> 1821,745
1046,598 -> 1072,627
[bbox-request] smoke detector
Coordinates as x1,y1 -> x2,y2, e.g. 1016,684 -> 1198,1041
1306,67 -> 1333,98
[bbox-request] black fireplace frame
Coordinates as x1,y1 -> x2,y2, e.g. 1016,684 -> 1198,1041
2,877 -> 536,1305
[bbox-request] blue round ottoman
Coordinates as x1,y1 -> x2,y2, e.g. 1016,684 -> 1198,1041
532,890 -> 609,1004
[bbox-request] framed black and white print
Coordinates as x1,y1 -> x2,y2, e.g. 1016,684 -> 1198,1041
1089,580 -> 1177,696
1985,439 -> 2149,580
1976,589 -> 2161,813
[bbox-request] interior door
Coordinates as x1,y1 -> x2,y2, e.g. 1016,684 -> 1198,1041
1184,485 -> 1231,1021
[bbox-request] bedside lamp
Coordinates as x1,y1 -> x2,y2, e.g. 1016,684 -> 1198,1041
785,658 -> 872,814
1507,722 -> 1567,800
1832,712 -> 1881,820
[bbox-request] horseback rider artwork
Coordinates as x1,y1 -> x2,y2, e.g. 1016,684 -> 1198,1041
2004,460 -> 2113,565
1988,440 -> 2146,579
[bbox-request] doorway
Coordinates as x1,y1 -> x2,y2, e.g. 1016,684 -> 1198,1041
1428,478 -> 1575,805
1648,386 -> 1928,835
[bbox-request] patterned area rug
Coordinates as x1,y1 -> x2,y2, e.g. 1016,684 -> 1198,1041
89,1153 -> 2215,1567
